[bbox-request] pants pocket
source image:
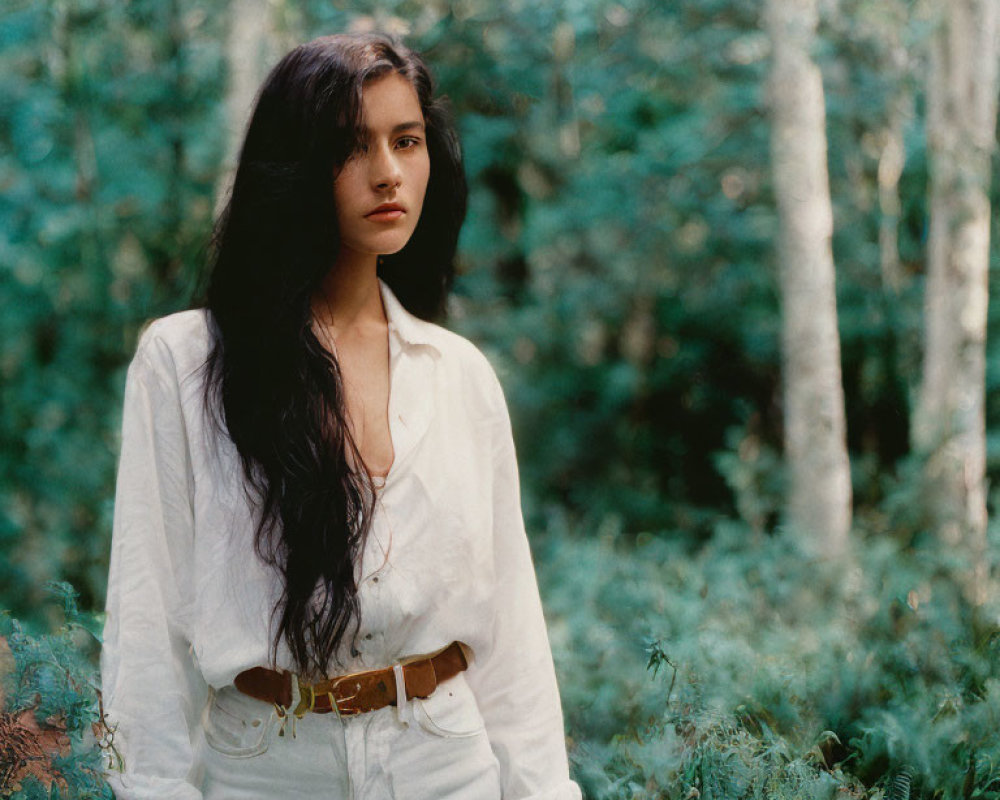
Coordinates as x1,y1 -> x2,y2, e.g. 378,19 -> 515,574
412,673 -> 485,739
388,697 -> 502,800
202,685 -> 278,758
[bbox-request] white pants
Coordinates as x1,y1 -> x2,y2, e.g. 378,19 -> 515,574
194,672 -> 503,799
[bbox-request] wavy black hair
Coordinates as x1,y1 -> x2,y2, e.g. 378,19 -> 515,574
192,32 -> 467,678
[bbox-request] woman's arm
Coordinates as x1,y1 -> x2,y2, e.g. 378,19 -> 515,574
464,360 -> 581,800
100,326 -> 208,799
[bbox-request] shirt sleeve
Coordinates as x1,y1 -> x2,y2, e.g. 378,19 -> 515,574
464,362 -> 581,800
99,327 -> 208,799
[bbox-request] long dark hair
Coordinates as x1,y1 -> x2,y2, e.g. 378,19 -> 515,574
193,33 -> 467,678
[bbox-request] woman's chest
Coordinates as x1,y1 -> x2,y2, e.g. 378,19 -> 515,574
337,335 -> 395,478
187,398 -> 498,675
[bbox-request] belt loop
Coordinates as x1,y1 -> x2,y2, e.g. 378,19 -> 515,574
392,663 -> 409,728
277,671 -> 301,739
295,678 -> 316,718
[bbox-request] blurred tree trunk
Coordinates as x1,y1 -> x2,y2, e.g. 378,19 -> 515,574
866,0 -> 913,295
215,0 -> 279,214
913,0 -> 999,600
878,95 -> 909,294
765,0 -> 852,556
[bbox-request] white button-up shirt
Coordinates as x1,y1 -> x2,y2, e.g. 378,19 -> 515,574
100,279 -> 581,799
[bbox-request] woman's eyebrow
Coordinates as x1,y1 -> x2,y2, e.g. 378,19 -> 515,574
363,121 -> 426,136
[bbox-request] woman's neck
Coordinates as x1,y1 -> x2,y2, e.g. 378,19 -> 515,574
311,249 -> 385,338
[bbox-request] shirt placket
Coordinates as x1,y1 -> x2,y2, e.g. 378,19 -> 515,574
341,323 -> 436,793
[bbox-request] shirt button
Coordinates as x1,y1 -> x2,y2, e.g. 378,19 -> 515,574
372,576 -> 379,583
365,633 -> 373,640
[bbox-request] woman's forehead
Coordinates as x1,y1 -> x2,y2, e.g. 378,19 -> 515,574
359,74 -> 424,132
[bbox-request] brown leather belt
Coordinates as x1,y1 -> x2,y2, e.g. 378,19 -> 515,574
233,641 -> 468,718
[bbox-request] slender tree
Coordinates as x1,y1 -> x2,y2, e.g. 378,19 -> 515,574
877,96 -> 910,295
913,0 -> 999,600
216,0 -> 279,213
765,0 -> 852,556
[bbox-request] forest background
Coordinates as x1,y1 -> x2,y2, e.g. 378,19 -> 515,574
3,0 -> 1000,797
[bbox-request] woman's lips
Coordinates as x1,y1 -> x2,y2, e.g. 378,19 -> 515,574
365,209 -> 404,222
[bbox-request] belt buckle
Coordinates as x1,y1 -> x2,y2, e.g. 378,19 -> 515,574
328,674 -> 363,717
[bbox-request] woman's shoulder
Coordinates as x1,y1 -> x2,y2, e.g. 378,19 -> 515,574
408,318 -> 510,416
130,307 -> 212,387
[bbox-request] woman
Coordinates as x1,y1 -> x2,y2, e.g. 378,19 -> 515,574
99,32 -> 580,800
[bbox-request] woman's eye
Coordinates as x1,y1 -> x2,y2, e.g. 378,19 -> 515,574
396,136 -> 421,150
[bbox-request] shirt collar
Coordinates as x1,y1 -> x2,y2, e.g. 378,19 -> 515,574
378,278 -> 441,355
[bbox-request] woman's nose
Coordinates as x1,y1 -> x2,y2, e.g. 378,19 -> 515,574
370,142 -> 402,190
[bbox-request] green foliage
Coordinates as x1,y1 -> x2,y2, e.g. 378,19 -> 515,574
1,0 -> 225,624
446,0 -> 784,536
0,582 -> 110,799
537,510 -> 1000,799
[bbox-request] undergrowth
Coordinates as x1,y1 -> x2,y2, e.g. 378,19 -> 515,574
539,507 -> 1000,799
0,582 -> 110,799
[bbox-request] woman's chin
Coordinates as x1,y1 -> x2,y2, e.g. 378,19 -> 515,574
375,238 -> 414,257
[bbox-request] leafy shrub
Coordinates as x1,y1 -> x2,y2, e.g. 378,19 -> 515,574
0,582 -> 110,799
539,512 -> 1000,799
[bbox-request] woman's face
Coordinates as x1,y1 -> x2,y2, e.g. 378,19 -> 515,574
333,72 -> 431,261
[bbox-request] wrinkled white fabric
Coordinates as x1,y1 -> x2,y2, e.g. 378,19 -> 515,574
99,279 -> 581,799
